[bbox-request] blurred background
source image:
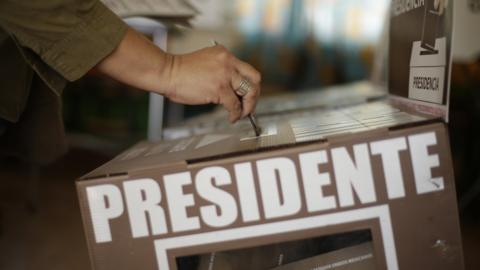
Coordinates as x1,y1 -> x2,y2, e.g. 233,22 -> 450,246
63,0 -> 389,148
1,0 -> 480,269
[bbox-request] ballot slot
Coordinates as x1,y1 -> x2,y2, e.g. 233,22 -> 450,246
162,81 -> 386,141
176,229 -> 375,270
81,99 -> 433,181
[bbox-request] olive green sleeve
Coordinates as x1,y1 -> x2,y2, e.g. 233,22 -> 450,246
0,0 -> 128,93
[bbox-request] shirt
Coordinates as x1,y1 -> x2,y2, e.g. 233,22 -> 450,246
0,0 -> 127,164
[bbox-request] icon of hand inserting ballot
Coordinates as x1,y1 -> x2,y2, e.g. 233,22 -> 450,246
434,0 -> 449,15
421,0 -> 449,55
409,0 -> 449,105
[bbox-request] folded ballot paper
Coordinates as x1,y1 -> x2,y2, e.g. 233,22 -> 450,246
101,0 -> 198,19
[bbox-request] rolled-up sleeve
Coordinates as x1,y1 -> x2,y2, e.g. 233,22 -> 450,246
0,0 -> 127,89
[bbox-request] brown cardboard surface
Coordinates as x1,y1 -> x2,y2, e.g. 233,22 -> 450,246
77,121 -> 463,270
81,101 -> 429,180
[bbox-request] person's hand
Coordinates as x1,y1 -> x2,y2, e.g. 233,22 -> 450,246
161,45 -> 261,123
434,0 -> 448,15
96,28 -> 260,123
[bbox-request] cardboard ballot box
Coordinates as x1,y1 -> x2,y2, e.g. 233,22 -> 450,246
162,81 -> 386,141
77,111 -> 462,270
76,2 -> 463,270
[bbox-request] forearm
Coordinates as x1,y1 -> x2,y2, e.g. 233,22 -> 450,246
96,27 -> 173,95
95,26 -> 261,123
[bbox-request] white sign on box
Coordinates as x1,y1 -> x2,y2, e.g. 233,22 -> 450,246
409,37 -> 447,104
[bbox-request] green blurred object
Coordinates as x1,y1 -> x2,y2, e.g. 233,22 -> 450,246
63,74 -> 149,144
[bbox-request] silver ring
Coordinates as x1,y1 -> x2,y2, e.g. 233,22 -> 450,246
236,78 -> 251,97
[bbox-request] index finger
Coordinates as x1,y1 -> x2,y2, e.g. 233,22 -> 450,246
233,58 -> 261,84
241,83 -> 260,117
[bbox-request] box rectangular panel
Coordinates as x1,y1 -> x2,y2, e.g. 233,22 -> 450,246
77,122 -> 463,270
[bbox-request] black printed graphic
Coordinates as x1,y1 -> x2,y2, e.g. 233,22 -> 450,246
421,0 -> 441,55
389,0 -> 452,108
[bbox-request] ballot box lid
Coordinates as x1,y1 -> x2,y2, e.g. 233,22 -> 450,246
79,101 -> 435,180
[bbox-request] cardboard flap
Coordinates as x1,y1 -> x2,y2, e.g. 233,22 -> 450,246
79,100 -> 435,181
389,0 -> 453,121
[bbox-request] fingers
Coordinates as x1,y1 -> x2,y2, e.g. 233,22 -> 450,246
242,85 -> 261,117
207,44 -> 261,121
233,58 -> 261,87
230,71 -> 245,96
231,78 -> 259,117
232,59 -> 262,117
439,0 -> 447,15
219,86 -> 242,123
434,0 -> 447,15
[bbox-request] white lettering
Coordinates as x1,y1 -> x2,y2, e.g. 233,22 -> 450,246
84,131 -> 447,238
392,0 -> 425,16
370,137 -> 408,199
299,150 -> 337,212
332,144 -> 377,207
163,172 -> 200,232
196,167 -> 238,227
408,132 -> 444,194
123,179 -> 167,238
257,157 -> 302,219
234,162 -> 261,222
86,184 -> 124,243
